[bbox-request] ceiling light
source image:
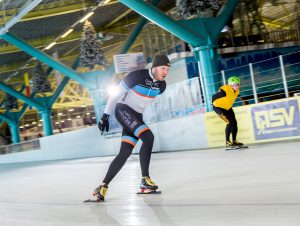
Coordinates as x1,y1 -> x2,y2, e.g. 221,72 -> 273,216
79,12 -> 94,23
61,29 -> 74,38
45,42 -> 57,50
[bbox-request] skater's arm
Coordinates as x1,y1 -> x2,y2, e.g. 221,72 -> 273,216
103,83 -> 128,116
212,89 -> 226,103
99,72 -> 138,134
104,72 -> 138,115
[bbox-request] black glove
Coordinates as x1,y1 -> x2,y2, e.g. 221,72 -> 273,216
98,113 -> 110,135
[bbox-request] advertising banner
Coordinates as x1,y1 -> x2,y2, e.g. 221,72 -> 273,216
113,52 -> 145,73
251,99 -> 300,140
205,105 -> 254,147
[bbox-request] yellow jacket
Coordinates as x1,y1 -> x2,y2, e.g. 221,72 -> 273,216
212,84 -> 239,110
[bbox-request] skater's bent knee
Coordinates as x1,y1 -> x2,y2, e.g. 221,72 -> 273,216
139,130 -> 154,143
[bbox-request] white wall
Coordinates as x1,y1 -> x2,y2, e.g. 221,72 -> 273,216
166,58 -> 189,85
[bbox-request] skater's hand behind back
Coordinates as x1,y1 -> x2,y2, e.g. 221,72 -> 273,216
98,113 -> 110,135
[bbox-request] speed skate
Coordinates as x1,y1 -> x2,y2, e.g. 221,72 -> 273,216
137,188 -> 162,194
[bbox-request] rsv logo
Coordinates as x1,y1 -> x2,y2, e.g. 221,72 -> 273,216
251,100 -> 300,140
255,107 -> 294,134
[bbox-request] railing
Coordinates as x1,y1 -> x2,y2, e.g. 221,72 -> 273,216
204,51 -> 300,107
143,25 -> 300,59
218,28 -> 300,48
143,77 -> 204,122
262,29 -> 300,44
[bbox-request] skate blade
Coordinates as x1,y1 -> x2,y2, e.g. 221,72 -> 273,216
225,147 -> 239,151
137,190 -> 162,194
83,199 -> 104,203
225,146 -> 248,151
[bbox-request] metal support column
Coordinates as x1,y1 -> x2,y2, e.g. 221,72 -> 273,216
193,46 -> 218,112
249,63 -> 258,104
221,70 -> 226,85
40,110 -> 53,136
279,55 -> 289,98
9,122 -> 20,144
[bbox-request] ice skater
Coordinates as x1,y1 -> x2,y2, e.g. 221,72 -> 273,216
212,76 -> 245,150
90,54 -> 171,202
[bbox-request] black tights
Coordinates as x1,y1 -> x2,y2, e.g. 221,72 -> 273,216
225,119 -> 238,141
213,106 -> 238,142
103,130 -> 154,185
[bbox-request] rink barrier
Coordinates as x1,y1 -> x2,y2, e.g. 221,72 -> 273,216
1,96 -> 300,164
0,114 -> 207,164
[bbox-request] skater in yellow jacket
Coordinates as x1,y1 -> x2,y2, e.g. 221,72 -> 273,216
212,76 -> 244,149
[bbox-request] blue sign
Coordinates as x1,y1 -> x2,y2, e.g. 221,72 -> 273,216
251,99 -> 300,140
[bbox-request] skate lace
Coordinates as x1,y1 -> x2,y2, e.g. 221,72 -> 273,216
226,141 -> 233,146
145,177 -> 156,186
100,186 -> 108,196
233,140 -> 242,145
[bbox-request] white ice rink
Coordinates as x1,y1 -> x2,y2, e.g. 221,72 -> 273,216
0,141 -> 300,226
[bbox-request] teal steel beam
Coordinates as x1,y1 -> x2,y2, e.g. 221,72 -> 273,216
103,0 -> 160,76
49,76 -> 70,107
211,0 -> 239,41
1,84 -> 25,113
119,0 -> 238,47
0,84 -> 27,143
0,113 -> 14,125
49,58 -> 79,106
118,0 -> 204,47
40,110 -> 52,136
193,46 -> 218,111
2,58 -> 78,139
0,0 -> 43,35
14,67 -> 53,120
119,0 -> 161,54
9,122 -> 20,143
0,113 -> 20,143
0,81 -> 43,110
18,59 -> 79,136
0,32 -> 93,89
